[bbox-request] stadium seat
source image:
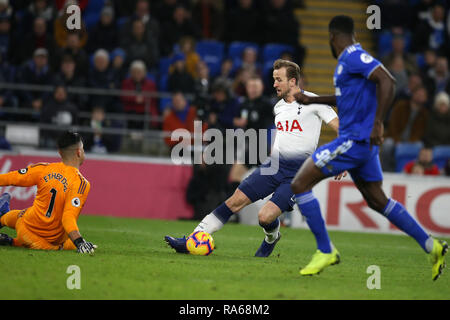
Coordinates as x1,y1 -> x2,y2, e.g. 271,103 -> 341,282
159,57 -> 173,76
82,0 -> 106,30
394,142 -> 423,172
158,73 -> 169,92
262,43 -> 295,63
196,40 -> 225,77
433,145 -> 450,169
159,97 -> 172,112
377,31 -> 393,58
227,41 -> 259,61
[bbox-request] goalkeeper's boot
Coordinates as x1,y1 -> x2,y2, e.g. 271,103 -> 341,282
255,232 -> 281,257
430,239 -> 448,281
164,235 -> 189,254
300,246 -> 340,276
0,193 -> 11,216
0,233 -> 13,246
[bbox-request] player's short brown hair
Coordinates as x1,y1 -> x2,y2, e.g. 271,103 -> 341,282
273,59 -> 301,85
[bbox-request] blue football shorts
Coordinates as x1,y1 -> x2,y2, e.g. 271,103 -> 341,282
312,136 -> 383,182
238,156 -> 304,212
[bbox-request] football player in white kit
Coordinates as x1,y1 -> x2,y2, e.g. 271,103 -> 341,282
165,59 -> 340,257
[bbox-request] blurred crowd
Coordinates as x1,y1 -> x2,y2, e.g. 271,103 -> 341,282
0,0 -> 305,154
374,0 -> 450,176
0,0 -> 448,181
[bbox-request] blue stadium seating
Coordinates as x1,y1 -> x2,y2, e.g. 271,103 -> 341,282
158,73 -> 169,92
262,43 -> 295,63
227,42 -> 259,61
83,0 -> 106,30
433,145 -> 450,169
195,40 -> 225,77
377,31 -> 412,58
159,97 -> 172,112
394,142 -> 423,172
158,57 -> 173,76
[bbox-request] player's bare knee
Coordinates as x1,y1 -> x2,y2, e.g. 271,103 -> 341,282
258,210 -> 273,226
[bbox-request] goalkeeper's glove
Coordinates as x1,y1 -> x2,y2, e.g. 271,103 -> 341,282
73,237 -> 97,254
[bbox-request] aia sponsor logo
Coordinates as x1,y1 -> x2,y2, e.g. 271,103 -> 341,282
276,120 -> 303,132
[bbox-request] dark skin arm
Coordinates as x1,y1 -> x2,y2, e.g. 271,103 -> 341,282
294,65 -> 395,146
294,93 -> 337,106
367,65 -> 396,146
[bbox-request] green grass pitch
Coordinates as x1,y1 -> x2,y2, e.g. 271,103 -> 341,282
0,215 -> 449,300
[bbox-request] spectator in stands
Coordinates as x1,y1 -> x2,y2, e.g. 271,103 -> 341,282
213,58 -> 234,88
160,4 -> 200,56
386,86 -> 430,143
168,53 -> 195,94
87,6 -> 118,54
239,76 -> 274,131
87,49 -> 120,112
224,0 -> 260,43
17,16 -> 56,67
207,79 -> 241,131
234,47 -> 262,78
120,0 -> 161,39
410,0 -> 436,30
53,1 -> 88,49
192,0 -> 224,40
179,36 -> 201,79
0,13 -> 11,62
424,91 -> 450,147
0,52 -> 17,118
382,33 -> 418,97
52,54 -> 88,110
19,0 -> 55,36
232,67 -> 253,97
18,48 -> 53,116
403,147 -> 440,175
54,32 -> 89,77
411,2 -> 447,54
110,48 -> 127,83
423,55 -> 450,97
119,0 -> 161,54
121,60 -> 158,129
0,0 -> 12,21
192,60 -> 211,117
83,106 -> 123,154
41,85 -> 78,126
381,86 -> 430,171
120,18 -> 159,70
262,0 -> 305,65
162,91 -> 202,149
397,73 -> 424,101
419,48 -> 437,75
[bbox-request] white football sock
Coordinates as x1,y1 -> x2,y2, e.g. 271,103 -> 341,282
263,223 -> 280,244
194,212 -> 224,234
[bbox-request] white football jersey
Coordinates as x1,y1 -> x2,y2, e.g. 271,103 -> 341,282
272,90 -> 338,160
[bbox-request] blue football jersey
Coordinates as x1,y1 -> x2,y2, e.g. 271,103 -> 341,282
333,43 -> 381,140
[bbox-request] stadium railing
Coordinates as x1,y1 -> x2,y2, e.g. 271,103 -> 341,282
0,82 -> 184,157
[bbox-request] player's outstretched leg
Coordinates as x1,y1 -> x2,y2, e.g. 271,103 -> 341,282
355,180 -> 448,281
165,189 -> 251,254
291,158 -> 340,275
430,239 -> 448,281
